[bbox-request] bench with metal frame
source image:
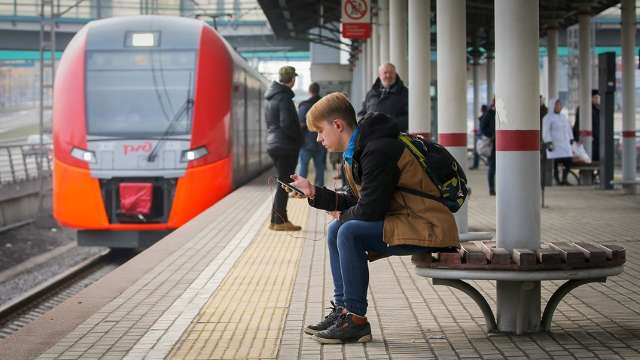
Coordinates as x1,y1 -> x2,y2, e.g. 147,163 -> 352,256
412,240 -> 625,334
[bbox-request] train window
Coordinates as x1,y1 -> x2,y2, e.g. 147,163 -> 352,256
85,50 -> 196,137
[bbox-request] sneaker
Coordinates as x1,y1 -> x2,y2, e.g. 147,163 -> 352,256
313,312 -> 372,344
268,221 -> 302,231
304,301 -> 343,335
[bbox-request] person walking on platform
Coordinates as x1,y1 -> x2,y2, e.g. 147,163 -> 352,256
265,66 -> 303,231
471,104 -> 488,170
480,99 -> 496,195
297,82 -> 326,187
285,93 -> 459,344
543,98 -> 574,185
358,63 -> 409,132
573,89 -> 601,161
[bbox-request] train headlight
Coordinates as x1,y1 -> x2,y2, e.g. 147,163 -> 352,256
181,146 -> 208,162
70,147 -> 96,163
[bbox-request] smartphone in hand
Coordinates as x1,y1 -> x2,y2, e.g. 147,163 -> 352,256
277,179 -> 306,197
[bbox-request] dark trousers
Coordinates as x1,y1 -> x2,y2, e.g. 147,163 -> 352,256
268,150 -> 299,224
553,157 -> 573,184
487,146 -> 496,193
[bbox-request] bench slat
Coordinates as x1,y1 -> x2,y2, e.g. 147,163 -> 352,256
460,243 -> 488,265
512,249 -> 537,267
478,241 -> 511,265
573,242 -> 607,265
537,248 -> 563,265
549,242 -> 586,265
438,252 -> 461,265
598,244 -> 626,262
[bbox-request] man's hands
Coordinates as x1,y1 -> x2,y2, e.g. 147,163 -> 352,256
284,174 -> 315,199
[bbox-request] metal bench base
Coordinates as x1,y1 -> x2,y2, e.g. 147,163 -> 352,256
432,277 -> 607,334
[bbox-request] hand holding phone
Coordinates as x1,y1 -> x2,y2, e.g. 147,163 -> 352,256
277,179 -> 307,198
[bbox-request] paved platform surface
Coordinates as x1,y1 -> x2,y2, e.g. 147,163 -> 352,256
2,168 -> 640,359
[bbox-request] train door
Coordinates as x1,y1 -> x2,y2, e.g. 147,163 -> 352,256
232,68 -> 247,185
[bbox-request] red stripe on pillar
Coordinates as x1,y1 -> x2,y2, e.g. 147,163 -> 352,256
579,130 -> 593,137
622,131 -> 636,138
496,130 -> 540,151
438,133 -> 467,147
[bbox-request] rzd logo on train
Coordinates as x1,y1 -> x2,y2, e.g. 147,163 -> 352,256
123,142 -> 152,155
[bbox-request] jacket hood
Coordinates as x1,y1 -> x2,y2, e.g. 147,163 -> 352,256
265,81 -> 294,100
371,76 -> 406,93
548,97 -> 561,112
356,112 -> 399,149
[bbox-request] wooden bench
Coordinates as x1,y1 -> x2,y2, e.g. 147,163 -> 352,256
412,240 -> 626,334
572,161 -> 599,185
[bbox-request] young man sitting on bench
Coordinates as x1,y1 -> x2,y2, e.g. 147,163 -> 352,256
285,92 -> 460,344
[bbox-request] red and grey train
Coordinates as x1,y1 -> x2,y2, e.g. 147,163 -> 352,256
53,16 -> 270,247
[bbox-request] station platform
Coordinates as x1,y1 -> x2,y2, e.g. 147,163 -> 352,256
1,168 -> 640,360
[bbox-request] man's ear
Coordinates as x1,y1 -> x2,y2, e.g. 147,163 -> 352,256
333,119 -> 344,132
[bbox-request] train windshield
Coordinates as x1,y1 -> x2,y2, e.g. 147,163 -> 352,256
85,50 -> 196,137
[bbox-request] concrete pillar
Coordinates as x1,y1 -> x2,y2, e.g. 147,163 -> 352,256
367,39 -> 373,86
547,26 -> 559,100
622,0 -> 637,193
495,0 -> 541,334
378,0 -> 390,64
372,20 -> 380,82
436,0 -> 467,233
486,50 -> 494,103
408,0 -> 431,136
361,43 -> 368,102
472,51 -> 481,168
390,0 -> 408,81
579,12 -> 593,158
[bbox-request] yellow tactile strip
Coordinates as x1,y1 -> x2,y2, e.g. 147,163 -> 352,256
168,199 -> 309,359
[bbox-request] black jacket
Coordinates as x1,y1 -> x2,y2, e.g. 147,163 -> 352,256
573,104 -> 600,161
311,112 -> 404,222
358,77 -> 409,132
298,95 -> 324,152
265,81 -> 303,153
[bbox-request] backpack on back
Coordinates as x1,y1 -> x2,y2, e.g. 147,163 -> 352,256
397,133 -> 468,213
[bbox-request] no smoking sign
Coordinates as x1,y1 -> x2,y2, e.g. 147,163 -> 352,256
341,0 -> 371,39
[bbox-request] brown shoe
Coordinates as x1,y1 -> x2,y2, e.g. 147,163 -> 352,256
269,221 -> 302,231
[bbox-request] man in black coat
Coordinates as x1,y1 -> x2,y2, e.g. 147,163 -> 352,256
573,89 -> 601,161
358,63 -> 409,132
265,66 -> 303,231
297,82 -> 326,186
480,99 -> 496,196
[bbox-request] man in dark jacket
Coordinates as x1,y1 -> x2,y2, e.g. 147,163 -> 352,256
265,65 -> 303,231
286,93 -> 459,344
480,98 -> 496,195
358,63 -> 409,132
297,82 -> 326,186
573,89 -> 601,161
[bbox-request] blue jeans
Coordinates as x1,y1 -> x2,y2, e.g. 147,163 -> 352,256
327,219 -> 429,316
298,148 -> 326,187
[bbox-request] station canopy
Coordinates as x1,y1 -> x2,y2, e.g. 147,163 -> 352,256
257,0 -> 622,60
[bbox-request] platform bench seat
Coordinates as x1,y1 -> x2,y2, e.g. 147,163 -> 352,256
412,240 -> 626,333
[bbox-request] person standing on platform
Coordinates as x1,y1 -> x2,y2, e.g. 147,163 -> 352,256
265,66 -> 303,231
471,104 -> 488,170
297,82 -> 326,187
358,63 -> 409,132
543,98 -> 574,185
573,89 -> 601,161
480,99 -> 496,196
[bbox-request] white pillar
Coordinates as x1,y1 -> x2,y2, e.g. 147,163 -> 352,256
486,50 -> 494,103
622,0 -> 637,193
579,12 -> 593,157
472,52 -> 480,146
495,0 -> 541,334
547,26 -> 559,100
361,43 -> 368,101
379,0 -> 390,64
408,0 -> 431,136
389,0 -> 408,81
366,40 -> 372,87
437,0 -> 467,233
372,21 -> 380,82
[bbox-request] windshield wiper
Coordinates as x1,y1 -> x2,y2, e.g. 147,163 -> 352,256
147,72 -> 193,163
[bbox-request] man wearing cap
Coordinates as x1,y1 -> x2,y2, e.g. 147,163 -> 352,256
358,63 -> 409,132
573,89 -> 601,161
265,65 -> 304,231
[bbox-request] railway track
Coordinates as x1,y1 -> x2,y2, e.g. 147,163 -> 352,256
0,249 -> 134,339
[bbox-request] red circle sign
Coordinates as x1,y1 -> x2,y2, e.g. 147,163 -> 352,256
344,0 -> 368,20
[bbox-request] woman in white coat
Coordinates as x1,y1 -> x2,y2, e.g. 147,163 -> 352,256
542,98 -> 574,185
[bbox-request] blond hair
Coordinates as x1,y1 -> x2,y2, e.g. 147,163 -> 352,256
306,92 -> 357,131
